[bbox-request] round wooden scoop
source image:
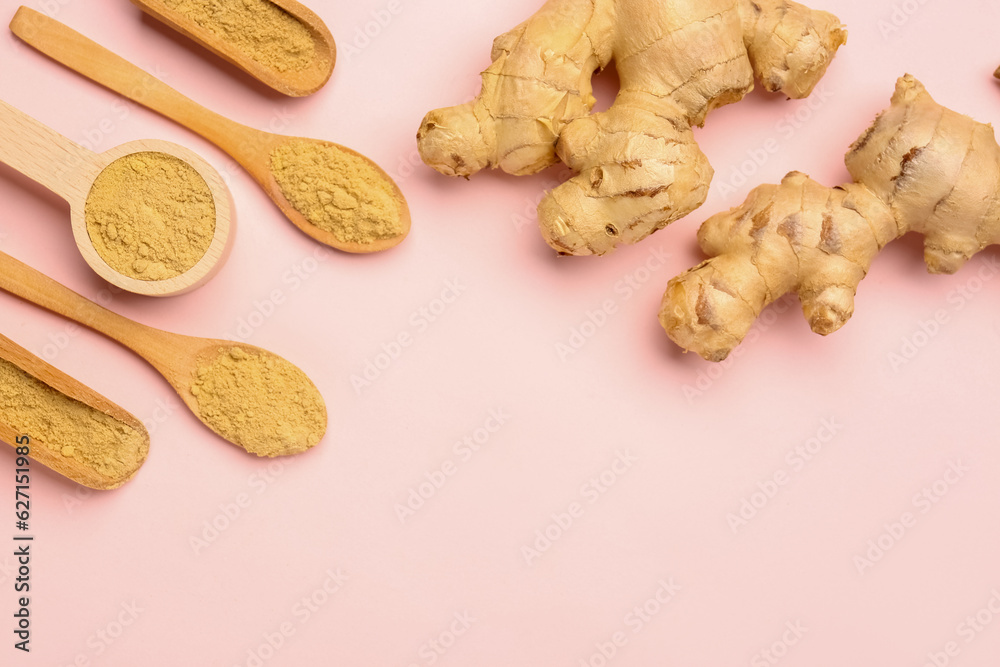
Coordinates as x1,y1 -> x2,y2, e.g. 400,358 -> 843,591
0,332 -> 149,490
0,249 -> 328,457
0,97 -> 232,297
130,0 -> 335,96
10,7 -> 409,254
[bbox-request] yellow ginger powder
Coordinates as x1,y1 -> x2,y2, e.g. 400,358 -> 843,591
85,152 -> 216,281
271,140 -> 403,245
162,0 -> 315,73
0,358 -> 147,486
191,346 -> 325,457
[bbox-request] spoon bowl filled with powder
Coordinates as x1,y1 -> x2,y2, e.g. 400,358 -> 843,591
82,143 -> 231,289
188,344 -> 327,457
130,0 -> 336,97
0,98 -> 233,296
267,138 -> 410,253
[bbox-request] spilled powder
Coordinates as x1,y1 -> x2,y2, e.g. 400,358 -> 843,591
191,346 -> 326,457
0,358 -> 147,487
270,140 -> 403,245
162,0 -> 315,73
85,152 -> 215,281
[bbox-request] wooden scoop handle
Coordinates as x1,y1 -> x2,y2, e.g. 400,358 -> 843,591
10,7 -> 252,158
0,249 -> 171,358
0,97 -> 94,199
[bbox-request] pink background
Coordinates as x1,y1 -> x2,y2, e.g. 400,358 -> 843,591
2,0 -> 1000,664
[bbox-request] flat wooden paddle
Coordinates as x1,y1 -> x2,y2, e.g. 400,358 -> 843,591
130,0 -> 336,96
0,332 -> 149,489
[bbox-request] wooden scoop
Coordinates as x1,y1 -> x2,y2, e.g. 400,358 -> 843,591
0,97 -> 232,297
0,249 -> 328,457
10,7 -> 410,254
0,332 -> 149,489
130,0 -> 335,96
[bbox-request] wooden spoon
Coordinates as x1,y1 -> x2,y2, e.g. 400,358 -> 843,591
10,7 -> 410,254
0,250 -> 328,457
129,0 -> 335,97
0,97 -> 232,297
0,332 -> 149,489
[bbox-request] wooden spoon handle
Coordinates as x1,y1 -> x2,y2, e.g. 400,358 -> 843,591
10,7 -> 255,159
0,97 -> 94,199
0,249 -> 171,358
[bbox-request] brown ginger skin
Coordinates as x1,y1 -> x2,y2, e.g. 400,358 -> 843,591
662,173 -> 897,361
417,0 -> 846,256
661,75 -> 1000,361
846,76 -> 1000,274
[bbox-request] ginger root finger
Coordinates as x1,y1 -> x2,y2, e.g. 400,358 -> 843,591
740,0 -> 847,99
539,93 -> 713,255
846,75 -> 1000,275
416,0 -> 612,179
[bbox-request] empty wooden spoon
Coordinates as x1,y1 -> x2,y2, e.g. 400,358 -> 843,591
0,249 -> 328,457
0,96 -> 232,297
11,7 -> 409,254
130,0 -> 335,96
0,331 -> 149,489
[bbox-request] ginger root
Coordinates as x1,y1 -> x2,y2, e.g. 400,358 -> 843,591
660,75 -> 1000,361
417,0 -> 846,256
